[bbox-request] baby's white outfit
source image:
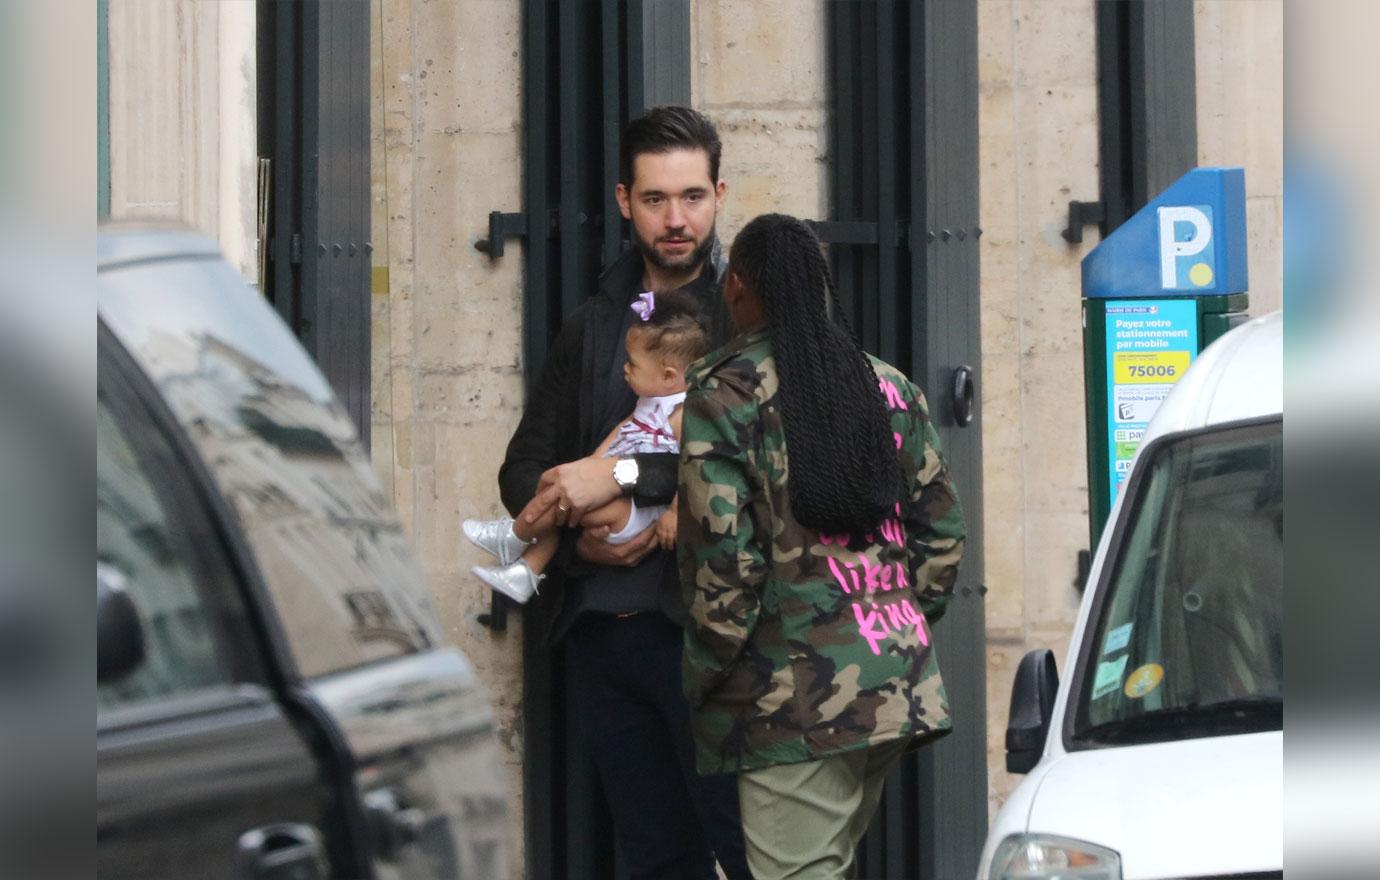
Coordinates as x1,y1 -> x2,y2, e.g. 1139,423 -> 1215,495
603,391 -> 685,544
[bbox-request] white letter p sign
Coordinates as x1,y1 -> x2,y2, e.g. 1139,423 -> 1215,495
1158,206 -> 1212,289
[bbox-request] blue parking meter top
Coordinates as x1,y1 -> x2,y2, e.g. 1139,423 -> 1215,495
1083,167 -> 1249,299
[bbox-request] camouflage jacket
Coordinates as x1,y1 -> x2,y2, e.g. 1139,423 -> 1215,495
678,328 -> 966,774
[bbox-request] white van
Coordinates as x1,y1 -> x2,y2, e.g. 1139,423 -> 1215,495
978,312 -> 1283,880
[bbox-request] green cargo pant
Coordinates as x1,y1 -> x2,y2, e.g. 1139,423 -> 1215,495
736,739 -> 911,880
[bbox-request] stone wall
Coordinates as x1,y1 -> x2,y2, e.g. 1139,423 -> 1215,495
976,0 -> 1101,819
691,0 -> 830,239
370,0 -> 528,873
1195,0 -> 1284,317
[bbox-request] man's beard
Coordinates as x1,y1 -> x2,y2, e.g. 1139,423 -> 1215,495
634,225 -> 717,275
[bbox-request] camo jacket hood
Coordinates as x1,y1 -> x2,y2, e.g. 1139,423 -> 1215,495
678,328 -> 966,774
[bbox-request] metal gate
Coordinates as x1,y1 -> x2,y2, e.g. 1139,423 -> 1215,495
818,2 -> 988,877
257,0 -> 373,448
477,2 -> 695,875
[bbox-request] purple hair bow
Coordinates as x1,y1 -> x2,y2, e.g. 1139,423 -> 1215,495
631,291 -> 656,321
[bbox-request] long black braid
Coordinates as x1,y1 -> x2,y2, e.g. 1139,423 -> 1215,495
729,214 -> 898,536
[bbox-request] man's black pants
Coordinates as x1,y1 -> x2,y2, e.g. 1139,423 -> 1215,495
565,611 -> 749,880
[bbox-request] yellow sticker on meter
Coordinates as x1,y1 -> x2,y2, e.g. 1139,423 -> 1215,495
1113,351 -> 1191,384
1124,663 -> 1165,699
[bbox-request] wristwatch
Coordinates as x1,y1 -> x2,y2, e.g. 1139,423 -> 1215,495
613,456 -> 639,495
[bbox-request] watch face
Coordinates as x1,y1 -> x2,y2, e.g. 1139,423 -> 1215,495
615,458 -> 638,487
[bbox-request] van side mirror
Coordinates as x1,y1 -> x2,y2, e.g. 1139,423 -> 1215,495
97,565 -> 145,684
1005,649 -> 1059,774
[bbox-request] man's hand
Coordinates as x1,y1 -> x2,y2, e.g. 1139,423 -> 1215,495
655,506 -> 678,550
576,523 -> 658,567
527,457 -> 620,528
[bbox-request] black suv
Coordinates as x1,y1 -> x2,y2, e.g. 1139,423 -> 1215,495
97,226 -> 507,879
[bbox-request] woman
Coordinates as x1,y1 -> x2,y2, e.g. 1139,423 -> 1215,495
678,214 -> 966,879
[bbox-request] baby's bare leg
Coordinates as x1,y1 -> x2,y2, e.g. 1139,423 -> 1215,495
521,532 -> 559,575
581,496 -> 633,534
513,495 -> 557,542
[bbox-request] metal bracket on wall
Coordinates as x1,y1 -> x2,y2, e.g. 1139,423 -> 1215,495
1061,200 -> 1105,244
477,593 -> 509,632
473,211 -> 529,259
806,220 -> 880,246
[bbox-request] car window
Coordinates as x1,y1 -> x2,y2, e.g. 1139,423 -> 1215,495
1070,419 -> 1283,747
100,260 -> 440,679
97,393 -> 231,708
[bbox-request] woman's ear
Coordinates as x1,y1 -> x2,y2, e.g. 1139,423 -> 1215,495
724,269 -> 766,330
723,269 -> 740,301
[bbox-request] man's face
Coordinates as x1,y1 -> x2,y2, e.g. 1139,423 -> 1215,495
616,148 -> 727,274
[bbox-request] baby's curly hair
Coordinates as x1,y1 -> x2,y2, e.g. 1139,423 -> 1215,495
627,288 -> 711,368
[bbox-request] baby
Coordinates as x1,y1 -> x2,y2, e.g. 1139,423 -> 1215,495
463,289 -> 711,603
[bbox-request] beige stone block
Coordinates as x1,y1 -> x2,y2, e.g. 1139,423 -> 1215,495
412,303 -> 523,377
413,129 -> 523,312
978,0 -> 1015,87
696,0 -> 825,109
386,268 -> 416,365
412,0 -> 522,134
982,538 -> 1027,634
1011,0 -> 1096,88
980,354 -> 1026,632
1246,195 -> 1283,317
711,108 -> 829,237
979,87 -> 1018,228
371,425 -> 396,501
372,301 -> 395,417
1023,508 -> 1088,628
390,369 -> 416,423
392,418 -> 414,472
979,224 -> 1020,356
1018,354 -> 1089,514
392,459 -> 417,535
1017,273 -> 1084,357
415,369 -> 519,428
1021,85 -> 1100,250
980,352 -> 1022,445
425,432 -> 495,574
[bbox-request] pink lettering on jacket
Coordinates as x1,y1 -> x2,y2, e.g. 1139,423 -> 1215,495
818,502 -> 926,653
878,378 -> 908,411
851,598 -> 930,655
826,556 -> 852,594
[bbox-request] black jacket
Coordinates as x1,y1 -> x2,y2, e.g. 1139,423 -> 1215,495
498,243 -> 732,643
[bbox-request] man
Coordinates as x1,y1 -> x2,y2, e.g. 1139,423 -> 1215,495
498,106 -> 747,880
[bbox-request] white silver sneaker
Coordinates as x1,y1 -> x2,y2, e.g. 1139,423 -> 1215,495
462,516 -> 533,566
472,561 -> 542,604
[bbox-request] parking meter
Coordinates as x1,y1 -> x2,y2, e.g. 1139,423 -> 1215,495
1082,167 -> 1251,546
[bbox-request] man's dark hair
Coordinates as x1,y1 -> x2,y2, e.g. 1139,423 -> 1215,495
619,106 -> 722,187
728,213 -> 898,536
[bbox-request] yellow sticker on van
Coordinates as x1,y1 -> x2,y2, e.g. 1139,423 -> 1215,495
1124,663 -> 1165,699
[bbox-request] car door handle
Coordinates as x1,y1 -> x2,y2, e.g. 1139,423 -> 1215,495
237,823 -> 328,880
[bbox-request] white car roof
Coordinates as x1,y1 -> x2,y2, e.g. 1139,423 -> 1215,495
1143,310 -> 1282,444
